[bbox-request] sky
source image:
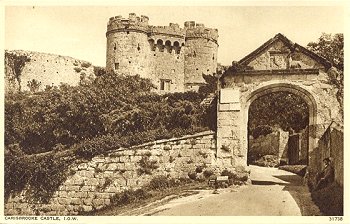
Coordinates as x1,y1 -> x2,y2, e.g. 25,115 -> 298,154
4,3 -> 346,67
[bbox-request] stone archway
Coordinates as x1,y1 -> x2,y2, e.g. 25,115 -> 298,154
243,83 -> 317,166
215,33 -> 341,171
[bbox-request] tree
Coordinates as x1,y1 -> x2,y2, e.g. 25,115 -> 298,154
307,33 -> 344,115
5,51 -> 31,91
248,92 -> 309,137
307,33 -> 343,72
27,79 -> 41,93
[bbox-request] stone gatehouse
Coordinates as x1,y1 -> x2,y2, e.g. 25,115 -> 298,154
216,33 -> 342,173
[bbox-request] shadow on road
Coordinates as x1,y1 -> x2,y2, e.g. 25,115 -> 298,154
250,169 -> 322,216
273,174 -> 322,216
251,180 -> 288,186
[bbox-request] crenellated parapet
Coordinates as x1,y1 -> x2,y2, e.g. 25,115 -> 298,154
149,23 -> 186,39
184,21 -> 219,44
106,13 -> 219,93
106,13 -> 149,35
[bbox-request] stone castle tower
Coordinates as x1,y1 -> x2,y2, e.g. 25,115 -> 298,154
106,13 -> 218,93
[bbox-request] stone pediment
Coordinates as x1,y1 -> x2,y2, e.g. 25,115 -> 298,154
238,33 -> 331,71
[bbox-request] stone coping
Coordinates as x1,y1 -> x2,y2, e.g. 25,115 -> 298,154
230,68 -> 319,76
117,130 -> 215,151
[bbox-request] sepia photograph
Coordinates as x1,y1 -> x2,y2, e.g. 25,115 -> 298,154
1,1 -> 347,223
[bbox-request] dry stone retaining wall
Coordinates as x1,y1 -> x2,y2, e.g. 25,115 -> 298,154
5,131 -> 221,216
309,122 -> 343,187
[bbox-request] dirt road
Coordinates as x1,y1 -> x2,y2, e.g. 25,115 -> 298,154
140,165 -> 321,216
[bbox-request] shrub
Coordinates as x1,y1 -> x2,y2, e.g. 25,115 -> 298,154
137,156 -> 159,175
220,169 -> 248,185
5,153 -> 72,203
93,66 -> 106,76
110,189 -> 150,206
187,159 -> 194,164
188,172 -> 197,180
163,145 -> 171,151
74,67 -> 82,73
251,125 -> 273,139
148,175 -> 170,191
98,177 -> 113,191
203,169 -> 214,178
311,182 -> 343,215
221,169 -> 237,179
251,155 -> 279,167
74,134 -> 118,159
27,79 -> 41,93
195,166 -> 203,173
198,150 -> 208,158
5,72 -> 214,201
81,61 -> 92,68
169,156 -> 175,163
221,144 -> 230,152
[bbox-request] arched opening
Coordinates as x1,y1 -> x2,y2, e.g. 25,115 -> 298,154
165,40 -> 172,53
148,39 -> 156,51
157,39 -> 164,52
173,41 -> 180,54
244,83 -> 317,167
247,91 -> 309,167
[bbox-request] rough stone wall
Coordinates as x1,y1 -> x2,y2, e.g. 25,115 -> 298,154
105,31 -> 150,78
330,126 -> 343,187
249,130 -> 289,163
148,34 -> 185,93
184,38 -> 218,91
5,131 -> 219,216
309,123 -> 343,186
249,132 -> 280,157
5,50 -> 95,92
279,130 -> 289,162
299,128 -> 309,164
248,129 -> 289,164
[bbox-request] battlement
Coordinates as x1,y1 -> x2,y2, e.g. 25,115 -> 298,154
106,14 -> 218,93
107,13 -> 149,34
184,21 -> 219,43
149,23 -> 186,38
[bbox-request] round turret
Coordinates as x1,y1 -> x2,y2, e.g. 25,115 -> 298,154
184,21 -> 219,91
106,13 -> 150,76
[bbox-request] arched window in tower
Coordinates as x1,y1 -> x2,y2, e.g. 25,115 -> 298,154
137,43 -> 141,51
193,51 -> 196,57
165,40 -> 172,53
148,39 -> 155,51
114,43 -> 117,51
157,39 -> 164,52
212,54 -> 215,60
174,41 -> 180,54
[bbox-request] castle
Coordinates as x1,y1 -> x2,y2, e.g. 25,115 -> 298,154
106,13 -> 218,93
